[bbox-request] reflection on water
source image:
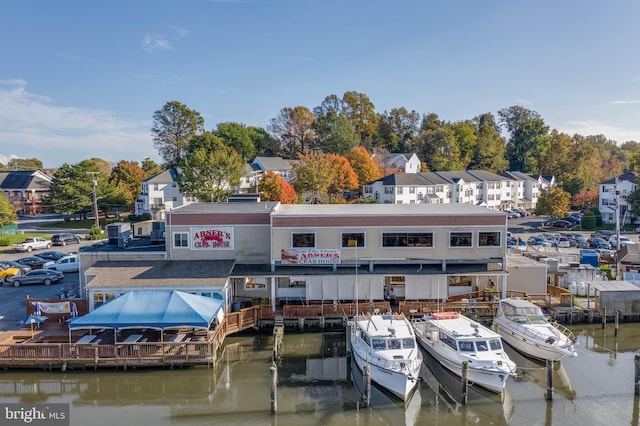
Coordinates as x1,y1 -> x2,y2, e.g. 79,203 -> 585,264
0,325 -> 640,425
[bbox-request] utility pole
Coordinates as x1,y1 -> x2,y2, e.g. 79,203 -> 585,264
87,172 -> 100,229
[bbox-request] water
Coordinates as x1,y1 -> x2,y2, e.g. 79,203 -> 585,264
1,323 -> 640,426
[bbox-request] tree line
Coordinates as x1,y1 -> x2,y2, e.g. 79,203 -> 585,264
4,91 -> 640,220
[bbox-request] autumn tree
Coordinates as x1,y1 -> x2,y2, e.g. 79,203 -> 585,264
151,101 -> 205,168
178,146 -> 245,202
535,187 -> 571,219
347,146 -> 382,185
259,171 -> 298,203
326,154 -> 359,203
341,91 -> 378,146
571,188 -> 599,210
268,106 -> 316,158
110,160 -> 148,209
290,151 -> 335,203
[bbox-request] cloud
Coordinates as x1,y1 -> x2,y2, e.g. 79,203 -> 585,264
142,33 -> 172,52
51,51 -> 95,63
609,100 -> 640,104
0,83 -> 154,167
168,25 -> 190,38
0,79 -> 27,87
560,119 -> 640,143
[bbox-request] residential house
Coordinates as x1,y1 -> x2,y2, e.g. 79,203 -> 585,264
374,152 -> 421,174
250,156 -> 295,182
599,172 -> 637,225
134,169 -> 196,220
0,170 -> 52,215
364,170 -> 520,209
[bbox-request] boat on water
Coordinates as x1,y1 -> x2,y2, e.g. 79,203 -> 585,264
492,298 -> 578,361
350,312 -> 423,401
413,311 -> 516,393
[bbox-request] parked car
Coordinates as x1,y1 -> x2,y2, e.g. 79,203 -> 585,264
6,269 -> 64,287
51,233 -> 82,246
556,238 -> 571,248
43,255 -> 79,273
16,256 -> 48,270
0,263 -> 21,283
550,220 -> 574,229
0,260 -> 31,275
35,251 -> 67,261
588,237 -> 611,250
609,236 -> 636,248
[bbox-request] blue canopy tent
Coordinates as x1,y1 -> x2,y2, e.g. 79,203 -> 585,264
69,290 -> 224,332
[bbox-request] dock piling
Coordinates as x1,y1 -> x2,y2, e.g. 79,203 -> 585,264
602,307 -> 607,329
461,361 -> 469,404
545,359 -> 554,400
635,352 -> 640,396
270,362 -> 278,413
363,364 -> 371,407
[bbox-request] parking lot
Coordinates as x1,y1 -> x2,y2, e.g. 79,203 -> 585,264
0,239 -> 95,332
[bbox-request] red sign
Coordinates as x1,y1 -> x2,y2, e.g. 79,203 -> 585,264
192,227 -> 234,250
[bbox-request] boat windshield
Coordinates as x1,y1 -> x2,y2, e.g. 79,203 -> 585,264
503,303 -> 548,324
372,339 -> 386,350
489,338 -> 502,350
459,341 -> 474,352
402,338 -> 416,349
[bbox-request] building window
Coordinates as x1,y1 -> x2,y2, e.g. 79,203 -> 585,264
342,232 -> 365,248
450,232 -> 472,247
382,232 -> 433,247
173,232 -> 189,248
385,187 -> 394,194
292,233 -> 315,248
478,231 -> 500,247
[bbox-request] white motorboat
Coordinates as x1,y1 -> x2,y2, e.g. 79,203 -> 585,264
350,312 -> 423,401
492,298 -> 578,361
413,311 -> 516,393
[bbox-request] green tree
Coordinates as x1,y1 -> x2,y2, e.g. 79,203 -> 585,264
499,106 -> 550,173
214,122 -> 256,161
413,114 -> 463,171
470,113 -> 508,172
312,109 -> 359,155
626,189 -> 640,224
0,192 -> 17,226
187,131 -> 225,154
248,126 -> 281,157
178,146 -> 245,202
141,158 -> 163,177
375,107 -> 420,153
45,159 -> 123,218
7,158 -> 43,170
151,101 -> 205,168
534,187 -> 571,219
291,150 -> 336,204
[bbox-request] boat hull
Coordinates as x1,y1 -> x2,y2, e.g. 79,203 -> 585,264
350,335 -> 421,401
416,336 -> 511,394
493,321 -> 576,361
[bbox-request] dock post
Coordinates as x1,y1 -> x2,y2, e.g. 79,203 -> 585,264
298,318 -> 304,331
345,323 -> 352,355
602,307 -> 607,329
363,364 -> 371,407
270,362 -> 278,413
461,361 -> 469,404
545,359 -> 554,400
615,310 -> 621,336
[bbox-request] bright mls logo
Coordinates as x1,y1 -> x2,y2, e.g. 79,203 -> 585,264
2,404 -> 69,425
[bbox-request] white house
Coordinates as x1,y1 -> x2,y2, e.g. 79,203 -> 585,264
599,172 -> 637,225
134,169 -> 196,220
374,152 -> 421,174
363,170 -> 523,209
250,156 -> 295,182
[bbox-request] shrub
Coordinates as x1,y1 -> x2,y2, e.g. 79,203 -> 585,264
0,237 -> 10,247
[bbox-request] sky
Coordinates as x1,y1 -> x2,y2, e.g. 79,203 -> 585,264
2,1 -> 640,169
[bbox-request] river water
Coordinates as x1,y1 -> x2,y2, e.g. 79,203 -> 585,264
1,323 -> 639,426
